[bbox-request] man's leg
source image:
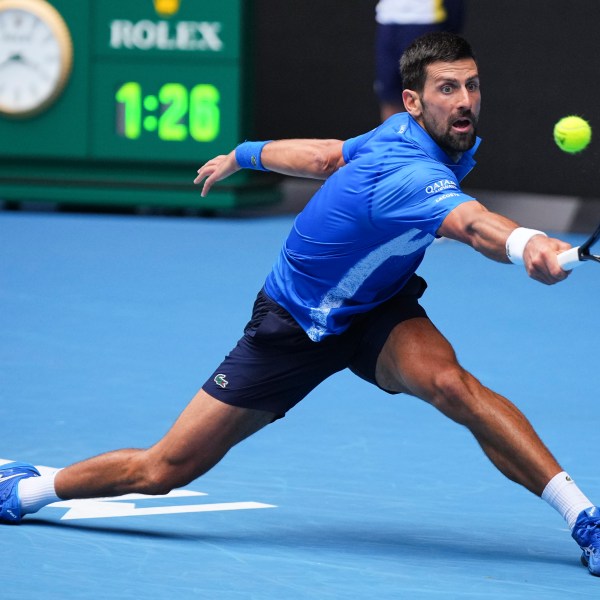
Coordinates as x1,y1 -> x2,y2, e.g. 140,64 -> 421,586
55,389 -> 275,500
2,389 -> 275,521
375,316 -> 600,575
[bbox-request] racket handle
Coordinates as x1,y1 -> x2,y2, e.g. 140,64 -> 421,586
557,246 -> 583,270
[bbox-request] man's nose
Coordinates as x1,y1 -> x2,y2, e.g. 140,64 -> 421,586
457,86 -> 472,109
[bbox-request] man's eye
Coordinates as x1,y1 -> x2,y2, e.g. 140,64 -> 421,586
441,85 -> 453,94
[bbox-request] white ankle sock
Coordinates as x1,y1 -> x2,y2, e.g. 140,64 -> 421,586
541,471 -> 593,530
18,470 -> 62,515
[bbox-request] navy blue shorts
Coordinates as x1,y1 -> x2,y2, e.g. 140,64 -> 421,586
202,275 -> 427,418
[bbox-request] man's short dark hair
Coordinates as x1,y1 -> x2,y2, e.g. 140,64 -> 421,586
400,32 -> 477,93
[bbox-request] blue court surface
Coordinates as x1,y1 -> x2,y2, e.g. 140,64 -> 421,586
1,209 -> 599,599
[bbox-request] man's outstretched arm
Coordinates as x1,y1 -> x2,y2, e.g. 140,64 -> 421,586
194,139 -> 345,197
439,200 -> 572,285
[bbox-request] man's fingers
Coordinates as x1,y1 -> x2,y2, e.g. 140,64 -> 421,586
201,176 -> 215,197
193,153 -> 238,196
194,171 -> 209,185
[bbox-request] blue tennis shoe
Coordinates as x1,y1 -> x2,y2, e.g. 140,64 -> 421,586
0,462 -> 40,524
572,506 -> 600,576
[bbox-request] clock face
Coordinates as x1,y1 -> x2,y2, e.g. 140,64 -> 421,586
0,0 -> 73,117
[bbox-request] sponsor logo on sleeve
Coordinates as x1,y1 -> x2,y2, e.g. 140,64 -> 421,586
425,179 -> 458,194
434,192 -> 461,203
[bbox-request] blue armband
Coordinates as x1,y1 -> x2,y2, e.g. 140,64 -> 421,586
235,140 -> 272,171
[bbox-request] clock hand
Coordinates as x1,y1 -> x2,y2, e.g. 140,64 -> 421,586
0,53 -> 22,68
0,53 -> 31,68
4,52 -> 49,77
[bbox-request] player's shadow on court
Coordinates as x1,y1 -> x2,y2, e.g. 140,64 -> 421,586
23,517 -> 573,569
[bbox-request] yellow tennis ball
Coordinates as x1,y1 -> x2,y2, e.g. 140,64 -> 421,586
553,115 -> 592,154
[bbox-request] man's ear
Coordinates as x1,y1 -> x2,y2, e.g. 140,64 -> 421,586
402,89 -> 422,119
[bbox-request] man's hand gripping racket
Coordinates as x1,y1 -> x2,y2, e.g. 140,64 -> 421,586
558,222 -> 600,270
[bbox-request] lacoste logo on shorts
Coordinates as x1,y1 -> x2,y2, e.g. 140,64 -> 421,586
214,373 -> 229,389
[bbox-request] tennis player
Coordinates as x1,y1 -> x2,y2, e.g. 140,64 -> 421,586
2,32 -> 599,576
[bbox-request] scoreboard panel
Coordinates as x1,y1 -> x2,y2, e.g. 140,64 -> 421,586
0,0 -> 279,210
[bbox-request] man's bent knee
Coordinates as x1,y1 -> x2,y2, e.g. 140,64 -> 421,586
140,391 -> 276,495
135,451 -> 215,495
427,365 -> 483,423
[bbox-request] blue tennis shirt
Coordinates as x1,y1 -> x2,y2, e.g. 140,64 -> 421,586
264,112 -> 480,341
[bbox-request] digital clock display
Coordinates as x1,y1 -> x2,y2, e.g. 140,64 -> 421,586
115,81 -> 220,142
90,62 -> 241,163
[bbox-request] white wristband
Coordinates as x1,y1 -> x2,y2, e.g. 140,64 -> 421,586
505,227 -> 547,265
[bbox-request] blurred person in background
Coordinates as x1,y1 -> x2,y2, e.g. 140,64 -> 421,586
375,0 -> 465,120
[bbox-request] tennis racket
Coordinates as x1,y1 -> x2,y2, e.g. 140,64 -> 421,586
558,222 -> 600,270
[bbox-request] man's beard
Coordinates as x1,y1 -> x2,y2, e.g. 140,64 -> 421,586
433,126 -> 477,156
421,104 -> 479,157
